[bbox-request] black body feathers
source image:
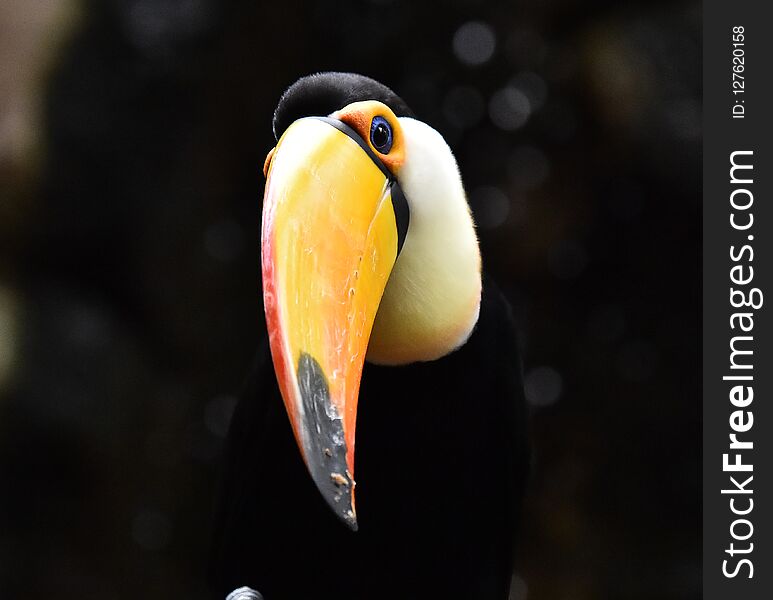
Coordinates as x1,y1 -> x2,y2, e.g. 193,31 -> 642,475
211,277 -> 529,600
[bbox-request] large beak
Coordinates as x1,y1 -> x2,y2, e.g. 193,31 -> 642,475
261,117 -> 407,530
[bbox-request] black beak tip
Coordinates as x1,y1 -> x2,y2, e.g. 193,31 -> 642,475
298,352 -> 360,532
342,507 -> 359,532
310,467 -> 359,532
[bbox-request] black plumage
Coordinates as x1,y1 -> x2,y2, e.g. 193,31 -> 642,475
211,277 -> 529,599
272,72 -> 414,139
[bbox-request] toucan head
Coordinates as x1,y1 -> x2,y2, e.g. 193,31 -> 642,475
261,72 -> 481,529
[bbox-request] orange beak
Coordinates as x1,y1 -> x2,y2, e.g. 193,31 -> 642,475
261,117 -> 408,529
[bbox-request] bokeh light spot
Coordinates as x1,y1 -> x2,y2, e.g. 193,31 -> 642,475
452,21 -> 496,66
524,366 -> 563,408
489,87 -> 531,131
510,71 -> 547,112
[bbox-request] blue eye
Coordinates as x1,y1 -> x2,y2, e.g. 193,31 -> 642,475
369,116 -> 393,154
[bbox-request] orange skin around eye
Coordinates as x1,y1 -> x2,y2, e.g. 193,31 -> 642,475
331,100 -> 406,174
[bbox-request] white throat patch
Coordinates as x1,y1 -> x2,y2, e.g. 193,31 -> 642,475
366,118 -> 482,366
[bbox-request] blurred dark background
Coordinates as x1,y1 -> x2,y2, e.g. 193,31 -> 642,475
0,0 -> 700,598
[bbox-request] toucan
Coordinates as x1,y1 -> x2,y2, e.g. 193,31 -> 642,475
211,72 -> 530,600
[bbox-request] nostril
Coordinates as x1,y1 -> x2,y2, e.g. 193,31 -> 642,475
263,147 -> 276,178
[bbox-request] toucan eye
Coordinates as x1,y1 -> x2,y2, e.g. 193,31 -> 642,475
369,116 -> 393,154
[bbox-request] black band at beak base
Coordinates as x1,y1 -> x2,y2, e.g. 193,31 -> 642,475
312,116 -> 410,257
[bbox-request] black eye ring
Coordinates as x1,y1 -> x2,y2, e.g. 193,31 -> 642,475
369,116 -> 393,154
